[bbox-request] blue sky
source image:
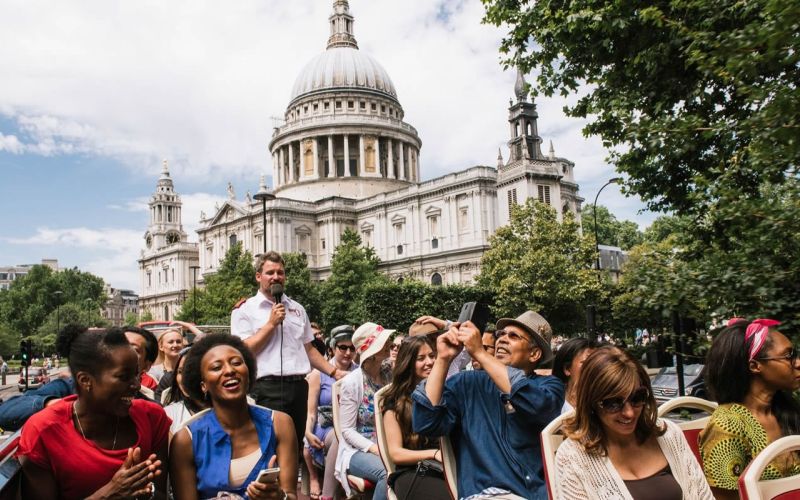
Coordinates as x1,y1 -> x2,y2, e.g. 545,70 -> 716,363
0,0 -> 655,291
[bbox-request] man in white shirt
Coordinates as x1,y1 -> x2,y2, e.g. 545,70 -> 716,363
232,251 -> 345,447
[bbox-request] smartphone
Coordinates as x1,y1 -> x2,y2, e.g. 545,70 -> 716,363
256,467 -> 281,484
457,302 -> 491,334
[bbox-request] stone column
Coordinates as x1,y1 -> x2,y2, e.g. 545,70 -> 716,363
375,138 -> 381,177
359,135 -> 366,175
387,139 -> 395,179
278,148 -> 285,185
327,135 -> 334,178
312,137 -> 319,179
288,143 -> 295,182
398,142 -> 406,181
344,135 -> 351,177
272,152 -> 280,186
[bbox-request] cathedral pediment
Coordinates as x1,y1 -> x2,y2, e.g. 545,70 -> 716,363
207,201 -> 249,226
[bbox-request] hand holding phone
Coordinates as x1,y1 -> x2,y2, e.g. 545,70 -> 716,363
256,466 -> 280,484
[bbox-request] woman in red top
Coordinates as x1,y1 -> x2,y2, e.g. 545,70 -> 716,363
18,325 -> 171,499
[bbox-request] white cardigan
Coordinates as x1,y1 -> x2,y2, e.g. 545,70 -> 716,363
334,368 -> 377,496
554,419 -> 714,500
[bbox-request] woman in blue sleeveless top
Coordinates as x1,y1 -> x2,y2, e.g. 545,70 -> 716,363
170,334 -> 299,500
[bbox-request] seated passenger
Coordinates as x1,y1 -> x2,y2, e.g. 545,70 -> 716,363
0,326 -> 160,430
335,322 -> 393,500
554,346 -> 713,499
170,333 -> 298,500
552,337 -> 598,413
699,318 -> 800,500
412,311 -> 564,499
18,325 -> 170,499
304,325 -> 358,500
381,335 -> 449,499
162,346 -> 208,436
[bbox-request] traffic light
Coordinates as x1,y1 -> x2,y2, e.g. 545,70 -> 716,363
20,340 -> 30,367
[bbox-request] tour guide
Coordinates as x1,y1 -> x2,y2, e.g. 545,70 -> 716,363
232,251 -> 346,446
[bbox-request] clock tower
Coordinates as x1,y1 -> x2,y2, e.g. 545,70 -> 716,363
138,160 -> 198,321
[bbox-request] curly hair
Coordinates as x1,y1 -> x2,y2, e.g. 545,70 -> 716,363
563,346 -> 664,456
181,333 -> 257,403
380,335 -> 436,450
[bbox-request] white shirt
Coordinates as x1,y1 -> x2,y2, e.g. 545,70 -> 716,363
334,368 -> 374,496
231,290 -> 314,377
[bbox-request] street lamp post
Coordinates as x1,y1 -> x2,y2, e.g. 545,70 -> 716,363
190,265 -> 201,325
587,177 -> 622,338
253,174 -> 276,255
53,290 -> 63,337
593,177 -> 623,276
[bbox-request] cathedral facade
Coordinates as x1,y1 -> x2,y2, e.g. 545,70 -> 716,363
139,0 -> 584,320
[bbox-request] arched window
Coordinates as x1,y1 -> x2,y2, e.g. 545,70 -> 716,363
164,305 -> 169,321
431,273 -> 443,286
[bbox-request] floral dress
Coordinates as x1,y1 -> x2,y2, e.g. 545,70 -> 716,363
699,403 -> 800,490
356,374 -> 381,441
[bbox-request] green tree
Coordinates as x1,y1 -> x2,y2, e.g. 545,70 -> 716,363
176,243 -> 256,324
483,0 -> 800,331
123,311 -> 139,327
283,252 -> 322,324
321,229 -> 385,329
33,303 -> 109,352
483,0 -> 799,215
582,204 -> 643,250
477,199 -> 602,334
363,281 -> 495,333
0,265 -> 106,338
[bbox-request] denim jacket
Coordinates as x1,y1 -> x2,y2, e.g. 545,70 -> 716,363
0,378 -> 74,431
190,405 -> 277,499
412,367 -> 564,500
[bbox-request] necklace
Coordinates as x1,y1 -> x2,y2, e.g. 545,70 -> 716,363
73,401 -> 120,450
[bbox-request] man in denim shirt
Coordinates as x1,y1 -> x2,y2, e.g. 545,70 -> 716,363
412,311 -> 564,500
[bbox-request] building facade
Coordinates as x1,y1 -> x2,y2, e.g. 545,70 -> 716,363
101,285 -> 139,326
137,160 -> 199,320
194,0 -> 583,286
0,259 -> 58,291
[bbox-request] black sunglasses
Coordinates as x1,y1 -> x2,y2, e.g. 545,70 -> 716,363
335,344 -> 356,353
597,387 -> 649,413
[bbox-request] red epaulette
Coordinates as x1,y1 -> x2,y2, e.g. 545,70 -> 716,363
232,298 -> 247,310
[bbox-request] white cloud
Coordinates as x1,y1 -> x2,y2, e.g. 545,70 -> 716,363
0,132 -> 24,154
4,227 -> 143,289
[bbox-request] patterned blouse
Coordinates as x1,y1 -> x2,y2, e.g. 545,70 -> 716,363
698,403 -> 800,490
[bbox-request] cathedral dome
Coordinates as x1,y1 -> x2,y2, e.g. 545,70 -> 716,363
290,47 -> 397,103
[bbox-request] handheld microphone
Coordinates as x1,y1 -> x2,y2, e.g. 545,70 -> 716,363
270,283 -> 284,304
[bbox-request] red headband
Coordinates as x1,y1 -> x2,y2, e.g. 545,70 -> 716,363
744,318 -> 781,361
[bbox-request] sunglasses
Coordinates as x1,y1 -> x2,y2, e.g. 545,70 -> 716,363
336,344 -> 356,353
493,329 -> 533,345
597,387 -> 649,413
757,347 -> 797,364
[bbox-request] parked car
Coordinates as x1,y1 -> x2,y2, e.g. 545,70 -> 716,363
651,363 -> 707,404
18,367 -> 50,392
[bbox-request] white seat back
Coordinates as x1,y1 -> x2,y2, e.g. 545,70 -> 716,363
440,436 -> 458,500
540,410 -> 572,499
739,434 -> 800,500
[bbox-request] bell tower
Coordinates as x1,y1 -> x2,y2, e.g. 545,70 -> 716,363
505,69 -> 543,165
144,159 -> 187,253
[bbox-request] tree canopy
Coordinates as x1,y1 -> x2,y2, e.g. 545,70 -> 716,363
582,204 -> 643,250
0,265 -> 107,354
483,0 -> 800,331
320,229 -> 386,329
176,243 -> 256,325
477,199 -> 603,334
483,0 -> 799,216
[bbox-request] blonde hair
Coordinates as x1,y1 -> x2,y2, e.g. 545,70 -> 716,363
563,346 -> 664,455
